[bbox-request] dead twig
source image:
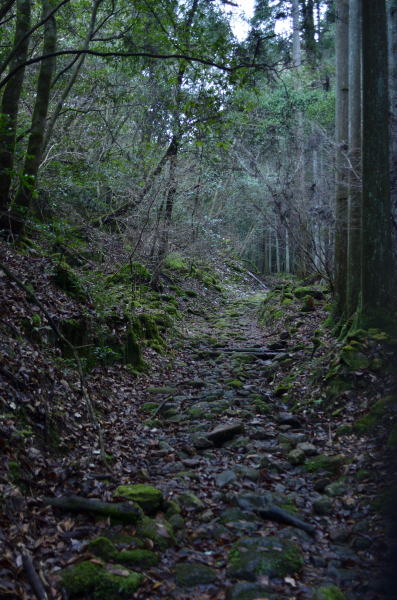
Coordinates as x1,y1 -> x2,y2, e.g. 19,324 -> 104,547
22,553 -> 48,600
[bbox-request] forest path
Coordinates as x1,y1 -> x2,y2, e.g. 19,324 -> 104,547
55,282 -> 385,600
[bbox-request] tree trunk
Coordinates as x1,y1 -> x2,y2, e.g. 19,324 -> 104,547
0,0 -> 31,234
10,0 -> 57,237
333,0 -> 349,316
285,228 -> 290,273
41,0 -> 103,156
356,0 -> 393,331
346,0 -> 361,318
157,136 -> 179,260
0,0 -> 16,21
275,229 -> 280,272
388,0 -> 397,215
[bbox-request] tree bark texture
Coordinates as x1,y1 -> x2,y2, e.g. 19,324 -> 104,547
41,0 -> 103,155
388,0 -> 397,215
0,0 -> 31,232
358,0 -> 393,331
11,0 -> 57,236
347,0 -> 361,317
333,0 -> 349,316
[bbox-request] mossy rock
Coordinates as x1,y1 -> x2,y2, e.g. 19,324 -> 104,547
164,305 -> 183,320
116,549 -> 158,568
178,492 -> 205,510
114,484 -> 163,514
326,374 -> 354,399
227,536 -> 303,581
185,289 -> 198,297
301,296 -> 315,312
138,314 -> 165,345
294,287 -> 324,300
94,567 -> 143,599
61,561 -> 104,598
312,585 -> 346,600
153,311 -> 173,329
87,537 -> 117,561
335,424 -> 353,438
135,516 -> 176,550
176,563 -> 217,588
124,330 -> 145,370
231,353 -> 257,364
304,454 -> 345,473
353,396 -> 397,435
53,263 -> 85,300
282,298 -> 292,306
274,383 -> 292,397
140,402 -> 159,413
226,379 -> 243,390
164,500 -> 181,518
340,345 -> 371,370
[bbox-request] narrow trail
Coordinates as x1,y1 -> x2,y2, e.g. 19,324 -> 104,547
53,281 -> 391,600
3,265 -> 392,600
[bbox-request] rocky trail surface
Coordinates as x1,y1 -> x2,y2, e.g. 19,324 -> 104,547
1,263 -> 395,600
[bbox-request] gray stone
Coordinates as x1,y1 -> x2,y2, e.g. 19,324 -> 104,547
193,437 -> 214,450
329,527 -> 350,543
313,496 -> 333,515
207,422 -> 244,446
324,481 -> 352,497
227,582 -> 275,600
216,470 -> 238,488
168,513 -> 185,530
230,491 -> 273,512
288,448 -> 306,465
147,387 -> 177,395
314,477 -> 331,492
176,563 -> 217,588
178,492 -> 205,511
182,458 -> 200,468
231,464 -> 260,481
227,536 -> 303,581
297,442 -> 317,456
277,412 -> 303,428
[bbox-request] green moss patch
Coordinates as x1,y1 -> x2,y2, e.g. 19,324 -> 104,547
135,516 -> 176,550
312,585 -> 346,600
304,454 -> 345,473
116,549 -> 158,568
61,561 -> 104,598
176,563 -> 217,588
94,567 -> 143,599
114,484 -> 163,514
227,536 -> 303,580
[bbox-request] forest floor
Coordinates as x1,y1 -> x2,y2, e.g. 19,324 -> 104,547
0,243 -> 396,600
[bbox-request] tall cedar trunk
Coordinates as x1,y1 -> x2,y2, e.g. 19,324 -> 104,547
0,0 -> 31,233
388,0 -> 397,215
41,0 -> 103,156
300,0 -> 316,62
346,0 -> 361,317
357,0 -> 393,330
11,0 -> 57,236
333,0 -> 349,316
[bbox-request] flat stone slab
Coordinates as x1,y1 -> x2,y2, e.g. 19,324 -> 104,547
147,387 -> 177,395
194,437 -> 214,450
216,470 -> 238,488
176,563 -> 217,587
207,422 -> 244,446
277,412 -> 303,428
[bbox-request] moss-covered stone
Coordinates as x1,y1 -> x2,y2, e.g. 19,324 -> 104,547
163,252 -> 188,271
354,396 -> 397,435
301,296 -> 315,312
168,513 -> 185,530
142,418 -> 164,428
114,484 -> 163,514
312,585 -> 346,600
226,379 -> 243,389
294,287 -> 325,300
164,500 -> 181,518
304,454 -> 345,473
335,424 -> 353,438
227,536 -> 303,581
176,563 -> 217,588
340,345 -> 371,370
124,330 -> 145,369
116,549 -> 158,568
61,561 -> 104,598
53,263 -> 85,300
178,492 -> 205,510
135,516 -> 176,550
274,383 -> 292,397
140,402 -> 159,412
93,567 -> 143,599
87,537 -> 117,561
